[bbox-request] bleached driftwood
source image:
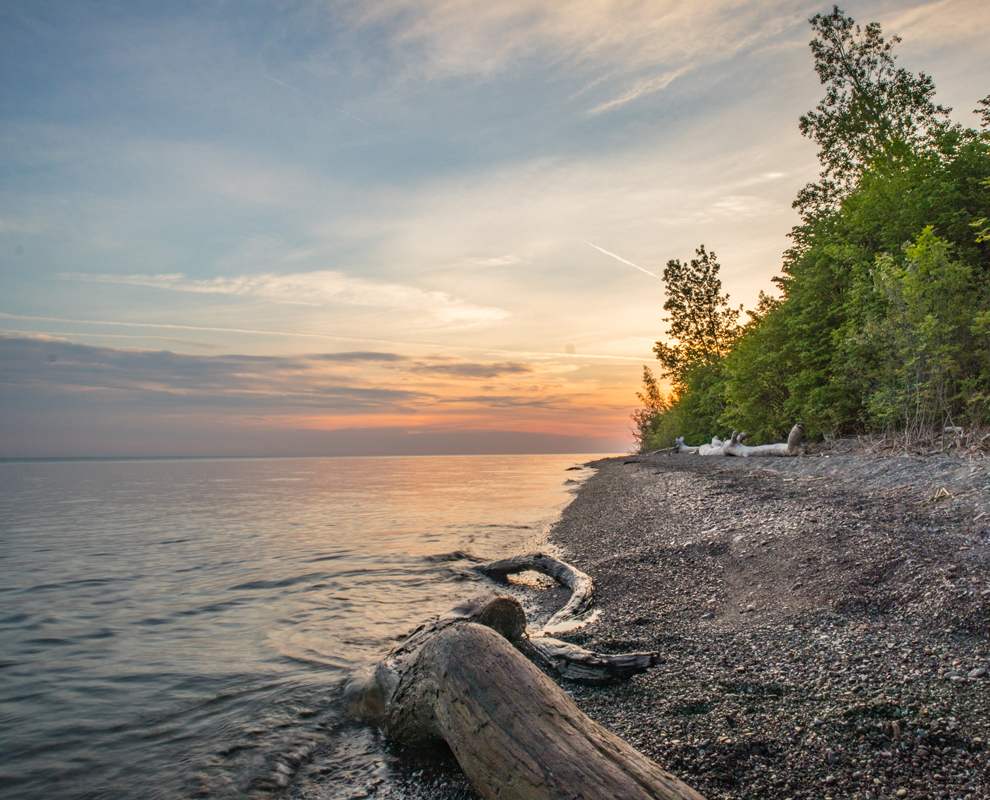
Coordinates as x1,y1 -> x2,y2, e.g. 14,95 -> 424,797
722,423 -> 805,457
673,425 -> 803,458
675,435 -> 723,455
345,554 -> 704,800
698,436 -> 725,456
477,551 -> 594,631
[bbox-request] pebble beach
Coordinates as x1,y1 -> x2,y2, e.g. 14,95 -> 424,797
546,450 -> 990,800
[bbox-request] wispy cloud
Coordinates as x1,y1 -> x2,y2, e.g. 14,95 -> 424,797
885,0 -> 990,48
409,360 -> 534,379
586,68 -> 688,115
58,270 -> 511,327
0,313 -> 653,362
342,0 -> 807,118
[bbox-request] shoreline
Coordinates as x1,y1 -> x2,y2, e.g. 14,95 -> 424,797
546,452 -> 990,800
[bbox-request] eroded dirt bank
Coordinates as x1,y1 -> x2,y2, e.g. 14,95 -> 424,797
548,453 -> 990,800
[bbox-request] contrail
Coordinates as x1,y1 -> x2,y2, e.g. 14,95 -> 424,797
584,241 -> 662,280
260,72 -> 368,125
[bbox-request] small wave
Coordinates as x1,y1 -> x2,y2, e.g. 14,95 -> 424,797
229,572 -> 330,591
422,550 -> 481,564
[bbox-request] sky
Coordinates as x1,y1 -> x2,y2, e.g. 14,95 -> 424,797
1,0 -> 988,457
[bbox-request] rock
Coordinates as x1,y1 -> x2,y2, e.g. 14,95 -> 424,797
825,774 -> 836,785
969,667 -> 987,678
896,790 -> 908,798
827,749 -> 840,764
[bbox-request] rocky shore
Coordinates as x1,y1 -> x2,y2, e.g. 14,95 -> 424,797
546,450 -> 990,800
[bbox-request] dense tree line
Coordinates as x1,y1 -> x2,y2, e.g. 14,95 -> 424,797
634,6 -> 990,450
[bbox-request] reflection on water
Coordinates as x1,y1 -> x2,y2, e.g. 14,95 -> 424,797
0,454 -> 603,799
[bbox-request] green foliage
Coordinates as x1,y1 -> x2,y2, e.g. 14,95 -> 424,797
634,245 -> 740,450
652,245 -> 740,390
859,228 -> 974,433
795,5 -> 952,219
972,177 -> 990,244
721,292 -> 794,441
632,362 -> 729,452
635,7 -> 990,447
630,366 -> 669,450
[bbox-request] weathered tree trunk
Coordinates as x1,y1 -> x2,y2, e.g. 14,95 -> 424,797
698,436 -> 725,456
722,423 -> 805,457
391,621 -> 703,800
673,425 -> 804,458
345,554 -> 706,800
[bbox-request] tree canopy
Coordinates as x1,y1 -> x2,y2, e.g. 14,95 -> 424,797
632,6 -> 990,451
652,245 -> 740,389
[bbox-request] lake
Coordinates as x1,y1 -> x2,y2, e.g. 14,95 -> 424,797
0,454 -> 605,799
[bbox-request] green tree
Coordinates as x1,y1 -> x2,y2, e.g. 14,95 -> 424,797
795,5 -> 952,220
652,245 -> 740,390
862,228 -> 974,434
630,366 -> 668,451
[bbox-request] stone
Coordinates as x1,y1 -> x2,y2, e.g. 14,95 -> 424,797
968,667 -> 987,678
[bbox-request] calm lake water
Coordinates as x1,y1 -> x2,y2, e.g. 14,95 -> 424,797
0,454 -> 605,799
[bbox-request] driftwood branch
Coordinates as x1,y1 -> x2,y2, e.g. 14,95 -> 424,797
476,551 -> 659,684
476,551 -> 594,630
345,554 -> 703,799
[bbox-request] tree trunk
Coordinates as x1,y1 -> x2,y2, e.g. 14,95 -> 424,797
387,620 -> 705,800
345,554 -> 707,800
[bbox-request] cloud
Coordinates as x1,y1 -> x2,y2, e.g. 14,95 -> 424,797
0,335 -> 425,411
586,68 -> 689,115
58,269 -> 511,327
885,0 -> 990,48
342,0 -> 808,112
409,360 -> 534,379
0,335 -> 564,411
0,334 -> 644,455
308,351 -> 409,362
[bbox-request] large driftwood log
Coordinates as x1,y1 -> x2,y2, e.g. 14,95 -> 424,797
345,554 -> 704,800
674,424 -> 804,457
722,423 -> 805,457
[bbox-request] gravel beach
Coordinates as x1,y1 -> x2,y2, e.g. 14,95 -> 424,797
546,450 -> 990,800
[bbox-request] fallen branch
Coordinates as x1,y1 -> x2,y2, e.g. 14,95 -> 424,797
477,551 -> 594,630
